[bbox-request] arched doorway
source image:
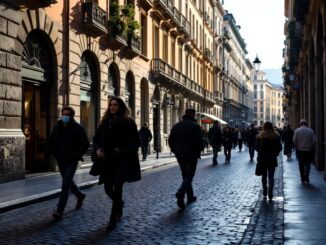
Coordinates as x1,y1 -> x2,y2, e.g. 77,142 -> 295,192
125,71 -> 135,117
108,63 -> 120,97
80,51 -> 100,142
140,78 -> 149,126
22,30 -> 56,172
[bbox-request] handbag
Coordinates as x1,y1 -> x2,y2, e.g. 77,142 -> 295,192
89,149 -> 102,176
255,160 -> 263,176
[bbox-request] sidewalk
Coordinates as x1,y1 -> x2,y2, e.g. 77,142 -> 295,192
0,151 -> 211,213
283,155 -> 326,244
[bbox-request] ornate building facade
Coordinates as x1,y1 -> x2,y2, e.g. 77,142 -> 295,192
0,0 -> 252,182
283,0 -> 326,173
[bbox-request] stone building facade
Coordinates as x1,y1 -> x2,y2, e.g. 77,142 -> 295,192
0,0 -> 253,183
283,0 -> 326,173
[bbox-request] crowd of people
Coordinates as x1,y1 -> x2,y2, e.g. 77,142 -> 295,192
45,99 -> 316,233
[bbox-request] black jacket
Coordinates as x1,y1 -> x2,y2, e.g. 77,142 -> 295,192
168,115 -> 203,159
255,130 -> 282,167
208,125 -> 222,147
139,127 -> 153,145
246,127 -> 258,147
222,130 -> 233,149
47,120 -> 89,164
93,117 -> 141,184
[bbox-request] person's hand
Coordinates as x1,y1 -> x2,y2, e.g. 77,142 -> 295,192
96,149 -> 104,159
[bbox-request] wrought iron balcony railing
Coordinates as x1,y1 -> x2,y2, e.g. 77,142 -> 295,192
82,1 -> 107,35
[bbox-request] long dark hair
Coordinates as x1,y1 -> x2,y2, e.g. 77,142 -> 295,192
101,96 -> 131,125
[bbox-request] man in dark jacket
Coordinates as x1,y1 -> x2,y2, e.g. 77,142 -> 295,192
247,124 -> 258,161
139,122 -> 153,160
46,106 -> 89,219
168,108 -> 203,209
208,121 -> 222,165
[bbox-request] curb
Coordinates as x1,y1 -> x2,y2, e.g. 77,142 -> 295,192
0,159 -> 178,214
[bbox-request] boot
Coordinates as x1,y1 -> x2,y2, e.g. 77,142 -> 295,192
116,200 -> 124,220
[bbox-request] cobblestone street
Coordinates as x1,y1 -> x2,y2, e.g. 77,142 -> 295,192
0,149 -> 285,245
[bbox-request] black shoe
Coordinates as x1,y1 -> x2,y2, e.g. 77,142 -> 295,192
305,175 -> 310,183
52,211 -> 63,219
106,221 -> 116,232
76,193 -> 86,210
187,196 -> 197,204
213,161 -> 218,166
175,192 -> 185,209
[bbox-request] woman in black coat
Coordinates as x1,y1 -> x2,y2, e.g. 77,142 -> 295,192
255,122 -> 282,200
282,125 -> 294,160
222,125 -> 233,163
93,96 -> 141,232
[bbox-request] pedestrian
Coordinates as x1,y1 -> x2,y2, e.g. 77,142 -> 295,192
222,125 -> 233,163
293,119 -> 316,183
46,106 -> 89,219
246,124 -> 258,161
201,126 -> 209,155
208,121 -> 222,165
283,124 -> 294,160
168,108 -> 203,209
255,122 -> 282,200
237,128 -> 245,152
92,96 -> 141,232
139,122 -> 153,161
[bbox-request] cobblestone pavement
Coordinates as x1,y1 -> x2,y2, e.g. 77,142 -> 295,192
0,150 -> 284,245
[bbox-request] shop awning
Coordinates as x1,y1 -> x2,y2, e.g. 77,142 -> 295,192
197,113 -> 227,124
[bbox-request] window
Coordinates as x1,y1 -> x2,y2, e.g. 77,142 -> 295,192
254,84 -> 257,90
260,84 -> 263,89
260,106 -> 263,112
254,107 -> 257,112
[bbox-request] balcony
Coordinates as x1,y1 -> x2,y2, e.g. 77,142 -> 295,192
179,14 -> 191,39
204,48 -> 213,63
42,0 -> 57,4
150,58 -> 205,99
138,0 -> 153,12
107,30 -> 128,50
153,0 -> 174,20
82,1 -> 107,35
121,36 -> 142,59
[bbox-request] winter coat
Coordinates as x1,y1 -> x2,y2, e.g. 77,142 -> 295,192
282,128 -> 294,155
139,127 -> 153,145
47,120 -> 89,165
222,130 -> 233,149
246,128 -> 258,147
168,115 -> 203,160
208,125 -> 222,147
255,130 -> 282,168
92,117 -> 141,184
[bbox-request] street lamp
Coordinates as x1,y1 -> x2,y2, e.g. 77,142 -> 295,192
253,55 -> 261,72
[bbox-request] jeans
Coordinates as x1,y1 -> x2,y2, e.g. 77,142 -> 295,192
57,162 -> 83,213
261,166 -> 276,191
238,139 -> 243,151
248,146 -> 255,160
224,146 -> 232,160
212,145 -> 220,164
141,144 -> 149,159
176,157 -> 197,198
296,150 -> 314,180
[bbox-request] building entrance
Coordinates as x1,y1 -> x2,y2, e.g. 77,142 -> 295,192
22,82 -> 50,172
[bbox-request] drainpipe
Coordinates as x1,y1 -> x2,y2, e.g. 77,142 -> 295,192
63,0 -> 70,105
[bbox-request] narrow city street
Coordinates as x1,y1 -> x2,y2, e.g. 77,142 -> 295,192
0,149 -> 283,245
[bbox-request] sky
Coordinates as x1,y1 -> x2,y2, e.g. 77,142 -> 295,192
223,0 -> 285,84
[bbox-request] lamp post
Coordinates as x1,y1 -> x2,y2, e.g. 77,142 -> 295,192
253,55 -> 261,72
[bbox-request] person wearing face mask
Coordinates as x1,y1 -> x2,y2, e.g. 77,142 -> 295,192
46,106 -> 89,219
92,96 -> 141,232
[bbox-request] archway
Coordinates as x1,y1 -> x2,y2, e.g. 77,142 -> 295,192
22,30 -> 57,172
152,86 -> 161,153
108,63 -> 120,97
80,51 -> 100,142
125,71 -> 135,117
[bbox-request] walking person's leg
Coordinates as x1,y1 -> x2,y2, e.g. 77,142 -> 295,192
53,163 -> 78,218
261,167 -> 268,197
267,167 -> 276,199
212,145 -> 218,165
296,151 -> 305,182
